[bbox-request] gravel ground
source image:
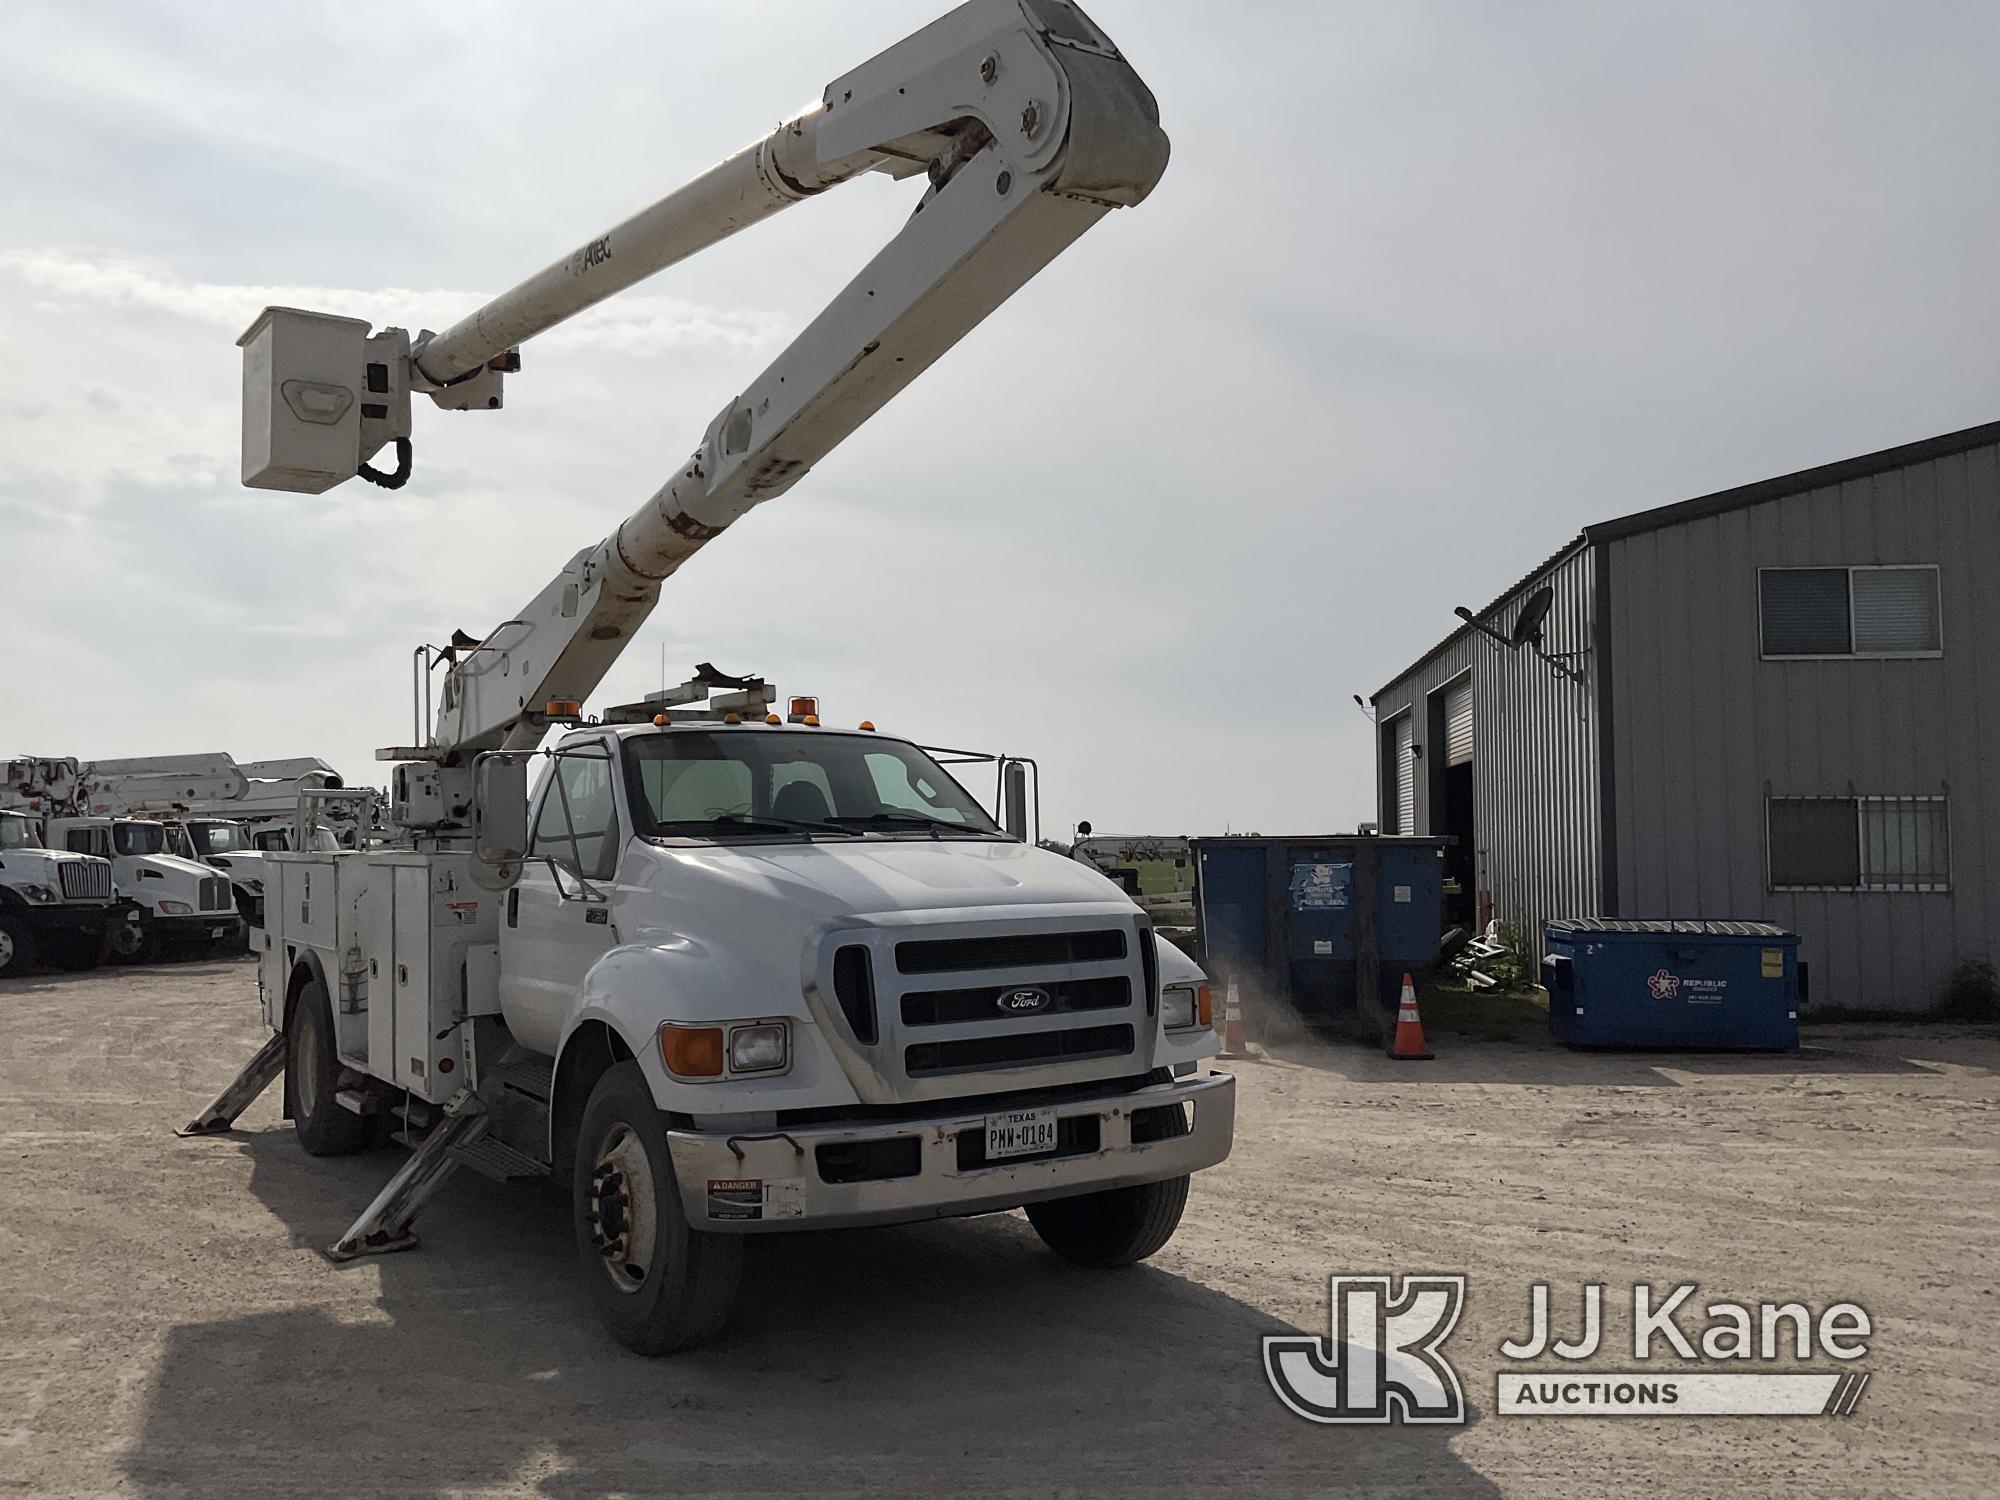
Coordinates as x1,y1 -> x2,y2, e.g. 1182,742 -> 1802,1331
1,957 -> 1994,1496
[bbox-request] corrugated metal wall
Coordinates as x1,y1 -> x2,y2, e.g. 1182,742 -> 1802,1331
1374,544 -> 1605,951
1606,440 -> 2000,1011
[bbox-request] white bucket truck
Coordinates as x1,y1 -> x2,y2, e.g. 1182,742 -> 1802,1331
184,0 -> 1231,1355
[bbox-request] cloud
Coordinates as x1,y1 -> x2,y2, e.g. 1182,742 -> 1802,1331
0,248 -> 793,355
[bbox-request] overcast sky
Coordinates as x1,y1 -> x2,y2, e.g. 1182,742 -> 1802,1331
3,1 -> 1995,837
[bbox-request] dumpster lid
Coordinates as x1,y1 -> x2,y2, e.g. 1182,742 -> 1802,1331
1546,918 -> 1791,938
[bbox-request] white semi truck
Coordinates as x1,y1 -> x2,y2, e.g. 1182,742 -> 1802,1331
185,0 -> 1231,1355
0,759 -> 118,977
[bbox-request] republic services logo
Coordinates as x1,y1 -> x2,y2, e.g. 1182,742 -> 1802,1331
1264,1275 -> 1467,1424
1647,968 -> 1681,999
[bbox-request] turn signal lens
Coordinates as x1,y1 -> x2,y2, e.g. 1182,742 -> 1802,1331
661,1025 -> 725,1078
1197,984 -> 1213,1027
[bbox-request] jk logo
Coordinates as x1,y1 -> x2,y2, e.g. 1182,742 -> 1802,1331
1264,1274 -> 1468,1424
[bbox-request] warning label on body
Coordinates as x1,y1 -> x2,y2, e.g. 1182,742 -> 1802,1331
707,1179 -> 763,1220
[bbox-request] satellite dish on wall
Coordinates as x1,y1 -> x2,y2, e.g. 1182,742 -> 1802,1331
1510,587 -> 1554,647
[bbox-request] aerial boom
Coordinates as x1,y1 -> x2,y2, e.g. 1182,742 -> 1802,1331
239,0 -> 1166,786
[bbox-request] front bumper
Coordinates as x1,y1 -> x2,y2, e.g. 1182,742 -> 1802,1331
19,901 -> 115,935
148,911 -> 246,943
666,1069 -> 1235,1233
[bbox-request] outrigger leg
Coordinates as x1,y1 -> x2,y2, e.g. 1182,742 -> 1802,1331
177,1031 -> 288,1137
327,1091 -> 488,1262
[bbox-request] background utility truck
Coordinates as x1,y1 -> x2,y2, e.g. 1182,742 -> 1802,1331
0,759 -> 117,977
184,0 -> 1232,1355
2,757 -> 236,964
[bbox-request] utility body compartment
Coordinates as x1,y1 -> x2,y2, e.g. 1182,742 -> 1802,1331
261,849 -> 501,1103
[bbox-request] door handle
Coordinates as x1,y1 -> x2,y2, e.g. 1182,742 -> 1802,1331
506,888 -> 519,927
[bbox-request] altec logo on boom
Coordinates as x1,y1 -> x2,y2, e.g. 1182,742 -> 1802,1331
1266,1277 -> 1873,1423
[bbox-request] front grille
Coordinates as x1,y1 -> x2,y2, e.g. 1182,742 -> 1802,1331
955,1112 -> 1101,1170
58,862 -> 112,901
906,1023 -> 1134,1078
832,944 -> 878,1043
902,974 -> 1130,1027
895,928 -> 1126,974
200,876 -> 231,912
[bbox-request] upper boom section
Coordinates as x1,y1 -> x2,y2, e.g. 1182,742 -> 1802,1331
237,0 -> 1166,766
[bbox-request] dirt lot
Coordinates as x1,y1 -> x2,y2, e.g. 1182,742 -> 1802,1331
1,958 -> 1994,1497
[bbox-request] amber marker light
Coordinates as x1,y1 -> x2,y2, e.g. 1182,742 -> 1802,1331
1197,984 -> 1213,1027
661,1025 -> 725,1078
857,721 -> 875,732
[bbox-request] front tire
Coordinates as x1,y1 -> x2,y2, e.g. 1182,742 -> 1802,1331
287,975 -> 365,1157
573,1061 -> 741,1355
0,912 -> 35,979
1025,1104 -> 1192,1267
46,928 -> 109,972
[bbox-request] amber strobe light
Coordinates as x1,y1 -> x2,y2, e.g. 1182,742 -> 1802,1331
789,696 -> 818,718
661,1025 -> 725,1077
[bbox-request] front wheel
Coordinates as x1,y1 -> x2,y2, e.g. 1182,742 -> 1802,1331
1025,1102 -> 1192,1267
46,928 -> 109,973
573,1061 -> 741,1355
0,912 -> 35,979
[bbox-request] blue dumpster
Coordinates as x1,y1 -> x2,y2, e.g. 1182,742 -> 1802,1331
1192,835 -> 1447,1040
1542,919 -> 1800,1050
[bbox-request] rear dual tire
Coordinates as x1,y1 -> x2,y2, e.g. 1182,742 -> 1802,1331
288,976 -> 366,1157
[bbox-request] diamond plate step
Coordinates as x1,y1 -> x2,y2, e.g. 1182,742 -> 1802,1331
494,1053 -> 555,1101
449,1134 -> 548,1181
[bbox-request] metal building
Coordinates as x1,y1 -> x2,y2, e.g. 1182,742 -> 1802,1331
1371,420 -> 2000,1011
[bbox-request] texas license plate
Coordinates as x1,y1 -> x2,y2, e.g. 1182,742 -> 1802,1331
984,1107 -> 1058,1160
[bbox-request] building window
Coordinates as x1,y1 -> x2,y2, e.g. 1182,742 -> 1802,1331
1759,565 -> 1941,657
1767,795 -> 1950,891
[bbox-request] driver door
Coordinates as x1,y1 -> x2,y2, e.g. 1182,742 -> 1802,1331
497,745 -> 624,1056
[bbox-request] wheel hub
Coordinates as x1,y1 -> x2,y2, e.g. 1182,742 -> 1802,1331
0,929 -> 13,967
586,1124 -> 655,1294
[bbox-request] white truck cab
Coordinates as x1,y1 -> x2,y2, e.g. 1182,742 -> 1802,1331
164,818 -> 267,939
0,809 -> 117,977
49,816 -> 244,961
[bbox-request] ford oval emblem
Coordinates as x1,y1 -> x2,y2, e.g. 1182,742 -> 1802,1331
997,986 -> 1052,1015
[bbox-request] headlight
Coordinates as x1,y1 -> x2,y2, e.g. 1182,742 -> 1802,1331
158,900 -> 191,915
17,884 -> 58,904
1162,982 -> 1211,1032
728,1022 -> 789,1074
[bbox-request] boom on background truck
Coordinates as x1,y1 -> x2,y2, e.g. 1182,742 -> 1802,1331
184,0 -> 1233,1355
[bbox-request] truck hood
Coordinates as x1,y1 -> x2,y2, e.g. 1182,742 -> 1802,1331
640,836 -> 1135,922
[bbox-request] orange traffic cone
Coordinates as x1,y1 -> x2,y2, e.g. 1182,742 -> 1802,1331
1219,980 -> 1251,1058
1389,973 -> 1433,1060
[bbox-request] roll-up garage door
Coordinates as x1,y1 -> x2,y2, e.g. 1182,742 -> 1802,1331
1395,714 -> 1415,835
1443,677 -> 1473,767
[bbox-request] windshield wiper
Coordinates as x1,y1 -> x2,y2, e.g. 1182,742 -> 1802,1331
650,814 -> 859,839
826,812 -> 1006,839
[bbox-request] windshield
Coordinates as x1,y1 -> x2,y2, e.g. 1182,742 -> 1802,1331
113,821 -> 167,857
623,731 -> 1003,840
190,821 -> 247,855
0,815 -> 41,851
